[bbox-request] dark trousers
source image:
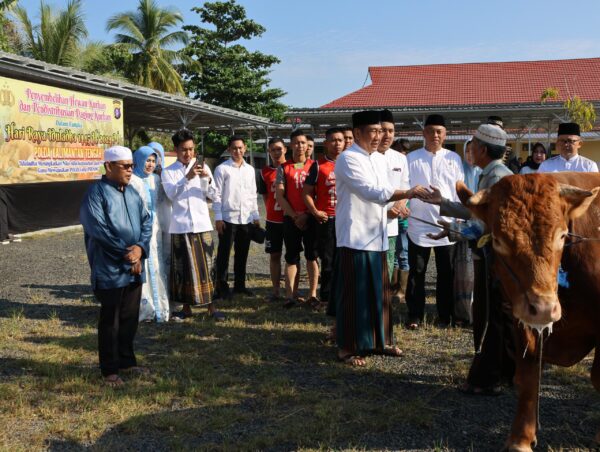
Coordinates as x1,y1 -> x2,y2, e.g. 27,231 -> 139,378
94,283 -> 142,377
467,257 -> 515,388
0,189 -> 8,241
406,238 -> 455,324
317,218 -> 336,306
215,221 -> 251,294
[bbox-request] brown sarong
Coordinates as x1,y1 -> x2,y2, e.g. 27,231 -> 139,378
170,232 -> 214,306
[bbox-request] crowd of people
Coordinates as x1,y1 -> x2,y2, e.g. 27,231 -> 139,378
79,112 -> 596,387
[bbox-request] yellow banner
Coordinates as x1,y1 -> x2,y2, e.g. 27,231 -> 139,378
0,76 -> 124,184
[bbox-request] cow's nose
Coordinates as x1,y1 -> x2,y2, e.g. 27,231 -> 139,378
527,296 -> 562,323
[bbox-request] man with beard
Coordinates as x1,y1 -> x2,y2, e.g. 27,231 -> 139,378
80,145 -> 152,386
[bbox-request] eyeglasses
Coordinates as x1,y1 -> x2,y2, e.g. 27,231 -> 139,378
558,139 -> 580,145
111,162 -> 135,170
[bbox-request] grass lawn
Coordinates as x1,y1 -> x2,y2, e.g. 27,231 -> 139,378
0,275 -> 597,451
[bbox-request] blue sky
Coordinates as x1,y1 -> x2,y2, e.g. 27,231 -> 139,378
14,0 -> 600,108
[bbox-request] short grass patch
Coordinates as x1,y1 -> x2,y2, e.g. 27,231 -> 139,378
0,274 -> 598,450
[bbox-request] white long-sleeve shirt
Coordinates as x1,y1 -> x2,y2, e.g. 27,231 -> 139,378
334,143 -> 395,252
161,159 -> 215,234
212,158 -> 259,224
407,147 -> 464,247
538,154 -> 598,173
383,149 -> 410,237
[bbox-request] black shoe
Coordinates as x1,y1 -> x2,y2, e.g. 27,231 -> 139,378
233,288 -> 255,297
171,311 -> 191,320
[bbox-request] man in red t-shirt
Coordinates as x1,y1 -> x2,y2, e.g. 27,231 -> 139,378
257,137 -> 288,301
275,129 -> 319,307
303,127 -> 344,312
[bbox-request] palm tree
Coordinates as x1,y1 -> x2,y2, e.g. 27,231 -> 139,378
13,0 -> 87,66
107,0 -> 192,94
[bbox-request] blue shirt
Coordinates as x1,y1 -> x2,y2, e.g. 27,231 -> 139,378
80,176 -> 152,290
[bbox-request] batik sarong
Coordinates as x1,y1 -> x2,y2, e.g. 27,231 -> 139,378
170,232 -> 214,306
333,247 -> 393,354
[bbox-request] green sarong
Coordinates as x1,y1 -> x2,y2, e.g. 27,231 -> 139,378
332,247 -> 393,354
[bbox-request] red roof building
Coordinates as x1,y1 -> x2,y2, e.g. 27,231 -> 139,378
286,57 -> 600,159
321,58 -> 600,109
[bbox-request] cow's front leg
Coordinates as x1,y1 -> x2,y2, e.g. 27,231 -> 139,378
506,327 -> 539,452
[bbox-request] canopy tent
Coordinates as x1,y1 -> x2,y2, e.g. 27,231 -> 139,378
0,51 -> 272,236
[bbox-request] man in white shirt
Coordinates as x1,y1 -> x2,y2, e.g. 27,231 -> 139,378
213,136 -> 260,299
333,110 -> 427,366
538,122 -> 598,173
161,129 -> 224,321
377,110 -> 410,298
406,114 -> 464,329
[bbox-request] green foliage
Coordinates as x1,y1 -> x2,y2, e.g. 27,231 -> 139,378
182,0 -> 287,122
564,95 -> 596,132
75,43 -> 133,80
13,0 -> 88,66
106,0 -> 195,94
540,88 -> 597,132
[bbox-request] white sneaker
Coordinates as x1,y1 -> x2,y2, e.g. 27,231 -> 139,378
1,239 -> 9,245
8,234 -> 21,243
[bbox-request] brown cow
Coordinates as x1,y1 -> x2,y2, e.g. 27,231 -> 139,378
457,172 -> 600,451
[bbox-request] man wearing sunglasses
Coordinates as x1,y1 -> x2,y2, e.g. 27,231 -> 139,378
80,145 -> 152,387
538,122 -> 598,173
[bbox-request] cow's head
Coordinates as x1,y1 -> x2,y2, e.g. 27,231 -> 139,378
458,174 -> 600,331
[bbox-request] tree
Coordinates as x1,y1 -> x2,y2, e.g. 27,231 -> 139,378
0,0 -> 20,52
183,0 -> 287,121
540,87 -> 597,132
75,42 -> 133,81
106,0 -> 192,94
13,0 -> 88,66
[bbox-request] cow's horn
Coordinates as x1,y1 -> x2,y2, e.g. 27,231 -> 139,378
558,184 -> 594,198
467,188 -> 490,206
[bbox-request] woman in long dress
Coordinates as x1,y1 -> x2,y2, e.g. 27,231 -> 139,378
130,146 -> 170,322
147,141 -> 172,274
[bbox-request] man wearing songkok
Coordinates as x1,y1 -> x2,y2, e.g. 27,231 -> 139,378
422,123 -> 515,395
257,137 -> 289,302
302,127 -> 344,312
213,135 -> 260,299
332,110 -> 428,366
80,145 -> 152,387
538,122 -> 598,173
275,129 -> 319,308
161,129 -> 225,321
406,114 -> 464,329
377,110 -> 410,299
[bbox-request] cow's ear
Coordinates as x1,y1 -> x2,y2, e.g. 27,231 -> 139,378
466,188 -> 490,222
456,181 -> 473,205
559,184 -> 600,219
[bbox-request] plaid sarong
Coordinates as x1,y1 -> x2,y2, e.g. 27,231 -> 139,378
170,232 -> 214,306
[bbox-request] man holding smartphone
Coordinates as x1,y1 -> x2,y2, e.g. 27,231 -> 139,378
161,129 -> 224,321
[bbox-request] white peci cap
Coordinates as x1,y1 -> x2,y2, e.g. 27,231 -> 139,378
474,124 -> 507,147
104,145 -> 132,162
